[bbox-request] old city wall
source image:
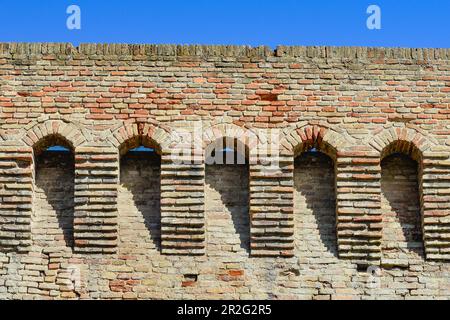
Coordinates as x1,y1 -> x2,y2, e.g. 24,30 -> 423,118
0,43 -> 449,299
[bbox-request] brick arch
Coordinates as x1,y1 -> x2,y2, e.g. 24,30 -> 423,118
372,126 -> 433,262
281,123 -> 348,159
202,123 -> 259,159
108,121 -> 173,156
21,120 -> 88,155
278,122 -> 350,259
370,126 -> 436,162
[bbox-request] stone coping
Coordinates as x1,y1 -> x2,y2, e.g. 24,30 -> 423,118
0,43 -> 449,60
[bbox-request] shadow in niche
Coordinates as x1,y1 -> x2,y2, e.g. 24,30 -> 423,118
205,162 -> 250,254
381,153 -> 424,258
120,151 -> 161,251
294,151 -> 338,258
35,150 -> 75,248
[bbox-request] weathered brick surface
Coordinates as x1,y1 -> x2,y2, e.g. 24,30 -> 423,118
34,151 -> 74,249
381,154 -> 423,267
205,163 -> 250,256
0,43 -> 450,299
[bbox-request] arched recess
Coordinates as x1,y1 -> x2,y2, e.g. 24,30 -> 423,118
31,134 -> 76,249
371,127 -> 430,263
278,123 -> 349,259
0,120 -> 86,253
118,134 -> 162,251
21,121 -> 87,250
285,125 -> 341,259
203,123 -> 259,256
204,136 -> 250,255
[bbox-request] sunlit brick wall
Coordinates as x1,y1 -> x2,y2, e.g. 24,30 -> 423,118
0,43 -> 450,299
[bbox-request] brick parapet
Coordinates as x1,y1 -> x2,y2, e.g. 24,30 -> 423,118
1,43 -> 450,298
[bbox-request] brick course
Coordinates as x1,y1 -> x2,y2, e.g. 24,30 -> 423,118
0,43 -> 450,299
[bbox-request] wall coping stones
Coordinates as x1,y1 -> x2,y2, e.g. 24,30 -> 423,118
1,43 -> 450,60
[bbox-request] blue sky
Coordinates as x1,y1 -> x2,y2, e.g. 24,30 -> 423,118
0,0 -> 449,48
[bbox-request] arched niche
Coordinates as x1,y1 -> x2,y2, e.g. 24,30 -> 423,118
380,140 -> 424,262
118,136 -> 162,251
204,136 -> 250,255
32,134 -> 75,249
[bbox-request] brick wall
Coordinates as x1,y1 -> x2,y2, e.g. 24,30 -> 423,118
0,43 -> 450,299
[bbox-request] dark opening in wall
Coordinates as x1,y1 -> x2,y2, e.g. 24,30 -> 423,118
119,145 -> 161,251
182,274 -> 198,287
205,139 -> 250,255
33,138 -> 74,249
381,153 -> 424,262
294,151 -> 337,258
